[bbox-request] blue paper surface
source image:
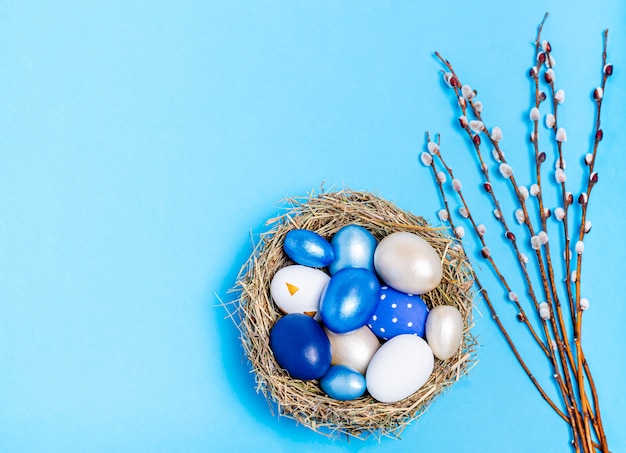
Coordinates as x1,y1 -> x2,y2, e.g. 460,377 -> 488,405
0,1 -> 624,452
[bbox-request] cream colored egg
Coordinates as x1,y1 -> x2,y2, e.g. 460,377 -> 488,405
373,232 -> 443,295
425,305 -> 464,360
365,334 -> 434,403
324,325 -> 381,375
270,265 -> 330,315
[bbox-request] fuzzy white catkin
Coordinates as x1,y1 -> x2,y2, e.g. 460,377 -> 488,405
594,87 -> 603,100
546,68 -> 555,82
491,127 -> 503,142
538,231 -> 549,244
459,207 -> 469,218
555,168 -> 567,183
427,141 -> 440,154
546,113 -> 556,128
530,184 -> 540,196
437,171 -> 447,183
530,107 -> 540,121
477,224 -> 487,236
438,209 -> 449,222
458,96 -> 466,108
493,209 -> 501,219
499,163 -> 513,178
556,127 -> 567,142
508,292 -> 519,302
580,298 -> 590,311
575,241 -> 585,254
531,235 -> 542,250
539,302 -> 551,320
571,271 -> 577,283
469,120 -> 484,133
584,220 -> 592,233
474,101 -> 483,113
518,186 -> 529,200
585,153 -> 594,165
554,207 -> 565,221
461,85 -> 474,101
454,226 -> 465,238
452,179 -> 462,192
555,158 -> 566,170
515,209 -> 525,224
555,89 -> 565,104
492,148 -> 502,162
420,152 -> 433,166
520,253 -> 529,264
548,54 -> 556,68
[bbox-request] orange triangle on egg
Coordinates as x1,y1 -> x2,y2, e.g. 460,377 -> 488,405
285,281 -> 300,296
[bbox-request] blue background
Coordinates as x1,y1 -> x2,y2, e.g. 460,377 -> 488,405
1,1 -> 624,452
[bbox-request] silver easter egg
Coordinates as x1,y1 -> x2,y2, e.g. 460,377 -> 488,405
425,305 -> 464,360
373,232 -> 443,295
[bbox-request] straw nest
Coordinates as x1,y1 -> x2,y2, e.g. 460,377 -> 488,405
228,189 -> 477,439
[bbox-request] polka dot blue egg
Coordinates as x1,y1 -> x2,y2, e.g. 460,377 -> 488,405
367,286 -> 429,340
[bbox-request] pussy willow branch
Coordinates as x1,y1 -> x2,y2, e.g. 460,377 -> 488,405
423,134 -> 567,421
428,15 -> 612,453
433,52 -> 583,443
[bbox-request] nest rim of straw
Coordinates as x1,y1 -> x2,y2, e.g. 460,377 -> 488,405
228,188 -> 477,440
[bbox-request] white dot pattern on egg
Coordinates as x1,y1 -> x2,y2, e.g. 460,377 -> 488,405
367,286 -> 429,340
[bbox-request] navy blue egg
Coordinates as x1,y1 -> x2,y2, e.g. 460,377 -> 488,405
328,225 -> 377,275
269,313 -> 331,380
320,365 -> 366,401
320,267 -> 381,334
367,286 -> 429,340
284,229 -> 334,268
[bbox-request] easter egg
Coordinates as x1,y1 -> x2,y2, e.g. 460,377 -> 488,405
373,231 -> 443,295
425,305 -> 464,360
320,365 -> 367,401
269,313 -> 332,380
284,229 -> 334,268
324,325 -> 380,375
270,265 -> 330,315
328,225 -> 377,275
366,334 -> 434,403
368,286 -> 429,340
319,267 -> 381,334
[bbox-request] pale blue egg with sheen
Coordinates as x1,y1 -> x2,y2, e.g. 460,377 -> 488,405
284,229 -> 334,268
320,365 -> 366,400
328,225 -> 377,275
319,267 -> 381,333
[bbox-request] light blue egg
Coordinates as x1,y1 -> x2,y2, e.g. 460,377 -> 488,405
328,225 -> 377,275
320,365 -> 366,400
319,267 -> 381,333
284,229 -> 334,268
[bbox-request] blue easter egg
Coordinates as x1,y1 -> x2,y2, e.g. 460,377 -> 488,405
368,286 -> 429,340
284,229 -> 334,268
320,267 -> 381,334
320,365 -> 366,401
328,225 -> 377,275
269,313 -> 332,380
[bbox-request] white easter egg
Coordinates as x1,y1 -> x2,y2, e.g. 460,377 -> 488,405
270,265 -> 330,315
324,325 -> 381,375
373,232 -> 443,295
365,334 -> 434,403
425,305 -> 464,360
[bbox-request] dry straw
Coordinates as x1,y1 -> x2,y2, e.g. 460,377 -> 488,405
226,188 -> 477,439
